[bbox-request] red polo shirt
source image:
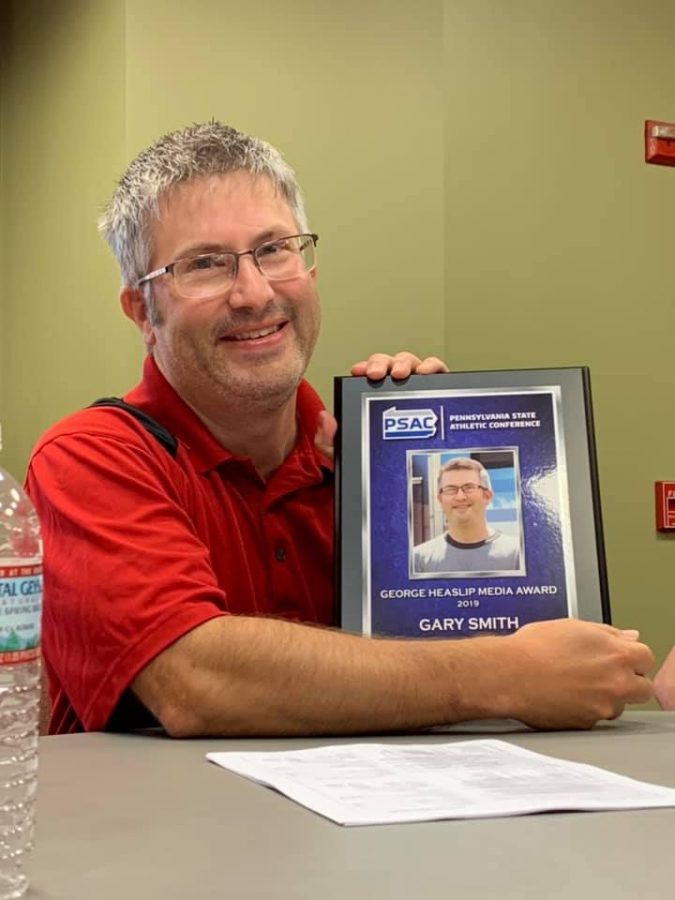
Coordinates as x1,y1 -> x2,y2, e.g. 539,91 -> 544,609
25,356 -> 334,734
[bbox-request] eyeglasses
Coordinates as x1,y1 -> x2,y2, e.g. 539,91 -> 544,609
439,483 -> 487,496
137,233 -> 319,300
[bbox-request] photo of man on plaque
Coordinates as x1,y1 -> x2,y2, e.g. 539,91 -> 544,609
410,451 -> 525,578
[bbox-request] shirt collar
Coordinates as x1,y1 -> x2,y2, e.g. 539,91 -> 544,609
125,355 -> 333,480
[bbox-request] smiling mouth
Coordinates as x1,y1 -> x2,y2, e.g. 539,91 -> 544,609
221,323 -> 285,342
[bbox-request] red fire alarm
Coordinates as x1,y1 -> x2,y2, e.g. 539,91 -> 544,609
645,120 -> 675,167
655,481 -> 675,531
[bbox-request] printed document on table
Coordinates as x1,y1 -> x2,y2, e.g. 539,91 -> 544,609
207,739 -> 675,827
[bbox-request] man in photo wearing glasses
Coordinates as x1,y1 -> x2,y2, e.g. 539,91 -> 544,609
413,458 -> 522,575
26,121 -> 654,737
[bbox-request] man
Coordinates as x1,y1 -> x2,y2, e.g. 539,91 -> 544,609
413,458 -> 521,574
26,121 -> 653,737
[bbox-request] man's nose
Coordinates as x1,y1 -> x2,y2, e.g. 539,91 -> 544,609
227,253 -> 275,309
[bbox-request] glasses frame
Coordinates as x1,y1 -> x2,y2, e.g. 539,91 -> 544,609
438,483 -> 488,497
136,232 -> 319,298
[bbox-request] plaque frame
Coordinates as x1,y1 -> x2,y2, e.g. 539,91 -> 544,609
334,367 -> 610,638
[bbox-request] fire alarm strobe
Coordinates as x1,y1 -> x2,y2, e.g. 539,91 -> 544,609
645,120 -> 675,167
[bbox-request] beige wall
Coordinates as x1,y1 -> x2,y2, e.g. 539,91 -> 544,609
1,0 -> 133,470
1,0 -> 674,675
443,0 -> 675,675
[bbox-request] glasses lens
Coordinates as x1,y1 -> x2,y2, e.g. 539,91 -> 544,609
175,253 -> 237,299
256,234 -> 316,281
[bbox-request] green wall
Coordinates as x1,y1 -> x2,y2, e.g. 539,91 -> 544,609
1,0 -> 674,679
443,0 -> 675,679
1,0 -> 135,472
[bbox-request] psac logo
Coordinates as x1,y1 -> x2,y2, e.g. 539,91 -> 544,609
382,407 -> 438,440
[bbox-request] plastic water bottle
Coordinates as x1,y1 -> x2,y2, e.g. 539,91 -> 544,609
0,443 -> 42,900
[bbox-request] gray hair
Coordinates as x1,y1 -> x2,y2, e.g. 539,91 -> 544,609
97,121 -> 309,291
437,458 -> 492,492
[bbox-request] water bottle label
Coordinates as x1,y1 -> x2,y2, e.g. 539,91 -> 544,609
0,564 -> 42,665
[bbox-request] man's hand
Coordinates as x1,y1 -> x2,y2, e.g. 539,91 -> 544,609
496,619 -> 654,729
314,352 -> 449,459
350,352 -> 449,380
654,646 -> 675,710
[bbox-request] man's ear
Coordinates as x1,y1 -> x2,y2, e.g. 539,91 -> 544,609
121,287 -> 157,348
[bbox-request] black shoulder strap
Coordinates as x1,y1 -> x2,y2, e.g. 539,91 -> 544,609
88,397 -> 179,458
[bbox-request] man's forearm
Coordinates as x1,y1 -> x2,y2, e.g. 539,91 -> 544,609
132,615 -> 503,737
132,615 -> 655,737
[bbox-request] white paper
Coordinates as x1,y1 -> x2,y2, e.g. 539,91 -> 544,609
206,739 -> 675,827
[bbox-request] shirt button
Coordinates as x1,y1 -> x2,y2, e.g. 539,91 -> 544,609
274,544 -> 287,562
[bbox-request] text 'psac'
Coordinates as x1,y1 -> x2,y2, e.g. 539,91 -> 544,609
382,407 -> 438,440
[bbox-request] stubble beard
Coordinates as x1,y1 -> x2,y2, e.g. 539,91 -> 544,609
211,344 -> 308,408
152,295 -> 321,417
199,302 -> 319,411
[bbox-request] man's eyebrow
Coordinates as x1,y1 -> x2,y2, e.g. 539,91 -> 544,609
174,229 -> 293,260
175,242 -> 227,258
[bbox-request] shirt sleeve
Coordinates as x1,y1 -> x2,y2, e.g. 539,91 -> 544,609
26,423 -> 227,731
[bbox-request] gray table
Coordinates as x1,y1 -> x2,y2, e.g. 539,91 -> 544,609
27,712 -> 675,899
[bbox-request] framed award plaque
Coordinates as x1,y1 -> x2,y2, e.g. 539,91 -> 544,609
334,367 -> 609,638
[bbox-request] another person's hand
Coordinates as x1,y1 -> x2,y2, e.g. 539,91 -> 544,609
654,646 -> 675,710
500,619 -> 654,729
350,352 -> 449,380
314,411 -> 338,461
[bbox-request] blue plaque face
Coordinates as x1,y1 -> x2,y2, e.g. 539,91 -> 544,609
335,369 -> 609,639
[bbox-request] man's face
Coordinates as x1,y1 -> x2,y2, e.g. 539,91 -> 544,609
141,171 -> 320,410
438,468 -> 493,531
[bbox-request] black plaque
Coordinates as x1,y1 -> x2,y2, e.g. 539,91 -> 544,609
334,367 -> 609,638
